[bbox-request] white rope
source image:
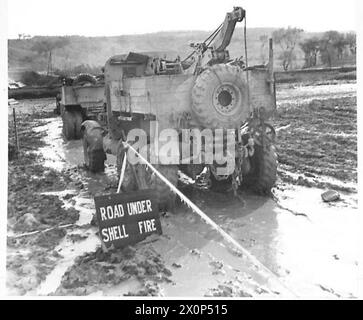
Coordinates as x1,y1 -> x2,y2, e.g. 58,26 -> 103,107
117,152 -> 127,193
124,141 -> 298,297
8,223 -> 75,239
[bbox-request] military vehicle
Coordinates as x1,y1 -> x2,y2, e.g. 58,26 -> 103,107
59,73 -> 106,140
81,7 -> 277,209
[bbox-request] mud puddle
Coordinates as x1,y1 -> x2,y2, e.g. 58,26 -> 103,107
29,120 -> 110,295
51,183 -> 358,298
31,117 -> 290,297
186,187 -> 358,298
8,82 -> 358,298
36,189 -> 100,295
37,229 -> 99,296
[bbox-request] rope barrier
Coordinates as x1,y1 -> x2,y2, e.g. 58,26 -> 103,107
117,152 -> 127,193
122,141 -> 298,297
8,223 -> 76,239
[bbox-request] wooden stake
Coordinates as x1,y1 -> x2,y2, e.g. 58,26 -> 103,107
268,38 -> 275,97
13,108 -> 20,156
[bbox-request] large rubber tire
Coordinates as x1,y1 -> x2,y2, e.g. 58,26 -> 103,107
54,94 -> 61,115
62,110 -> 76,140
74,111 -> 83,140
150,165 -> 179,211
73,73 -> 97,86
54,101 -> 61,115
209,173 -> 232,192
241,144 -> 278,195
178,164 -> 204,180
62,110 -> 83,140
192,64 -> 249,129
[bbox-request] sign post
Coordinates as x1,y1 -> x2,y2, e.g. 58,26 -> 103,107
94,189 -> 161,249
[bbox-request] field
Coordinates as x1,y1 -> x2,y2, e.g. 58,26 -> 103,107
275,82 -> 357,190
7,79 -> 358,297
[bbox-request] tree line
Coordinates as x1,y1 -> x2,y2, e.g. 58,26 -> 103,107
261,28 -> 356,71
300,31 -> 356,68
18,30 -> 357,75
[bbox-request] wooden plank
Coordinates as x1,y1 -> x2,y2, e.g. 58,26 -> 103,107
63,85 -> 104,105
248,69 -> 275,115
109,74 -> 195,116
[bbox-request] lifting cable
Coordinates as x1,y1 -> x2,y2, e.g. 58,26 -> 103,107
181,23 -> 223,63
118,141 -> 298,297
244,16 -> 251,113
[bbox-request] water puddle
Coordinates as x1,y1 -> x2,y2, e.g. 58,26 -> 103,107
28,102 -> 359,298
279,167 -> 357,195
37,229 -> 100,295
41,189 -> 95,226
191,186 -> 359,298
33,118 -> 102,295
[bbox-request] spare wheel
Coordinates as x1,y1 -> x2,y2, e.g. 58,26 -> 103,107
73,73 -> 97,86
192,64 -> 249,129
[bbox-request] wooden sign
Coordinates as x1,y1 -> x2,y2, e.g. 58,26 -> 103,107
94,189 -> 161,249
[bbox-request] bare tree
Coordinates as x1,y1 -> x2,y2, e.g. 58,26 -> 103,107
319,31 -> 347,67
300,37 -> 320,68
345,32 -> 356,55
31,37 -> 70,74
331,32 -> 347,60
272,27 -> 303,71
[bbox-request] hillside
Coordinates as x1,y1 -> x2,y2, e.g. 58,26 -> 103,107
8,28 -> 354,80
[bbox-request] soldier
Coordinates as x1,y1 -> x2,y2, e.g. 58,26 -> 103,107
81,120 -> 107,172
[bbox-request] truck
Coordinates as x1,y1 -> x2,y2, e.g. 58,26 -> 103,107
59,74 -> 106,140
81,6 -> 277,210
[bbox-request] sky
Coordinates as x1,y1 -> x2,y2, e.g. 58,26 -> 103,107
5,0 -> 359,38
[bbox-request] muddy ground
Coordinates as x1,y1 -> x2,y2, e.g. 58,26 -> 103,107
7,80 -> 358,298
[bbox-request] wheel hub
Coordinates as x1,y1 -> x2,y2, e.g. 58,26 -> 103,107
213,85 -> 238,115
